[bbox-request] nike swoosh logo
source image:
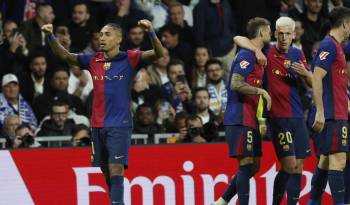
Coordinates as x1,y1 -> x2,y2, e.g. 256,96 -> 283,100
115,156 -> 124,159
306,149 -> 311,152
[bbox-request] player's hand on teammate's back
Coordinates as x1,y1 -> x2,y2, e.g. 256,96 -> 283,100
41,24 -> 53,35
138,19 -> 154,32
255,49 -> 267,68
313,111 -> 325,133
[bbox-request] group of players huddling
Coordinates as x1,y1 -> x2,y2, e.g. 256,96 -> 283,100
213,6 -> 350,205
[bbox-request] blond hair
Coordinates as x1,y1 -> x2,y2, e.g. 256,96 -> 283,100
276,17 -> 295,31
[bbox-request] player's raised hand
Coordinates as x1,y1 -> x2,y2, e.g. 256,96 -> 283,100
138,19 -> 154,32
41,24 -> 53,35
313,110 -> 325,133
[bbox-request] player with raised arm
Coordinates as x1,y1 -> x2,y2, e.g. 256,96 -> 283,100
307,7 -> 350,205
42,20 -> 164,205
213,17 -> 272,205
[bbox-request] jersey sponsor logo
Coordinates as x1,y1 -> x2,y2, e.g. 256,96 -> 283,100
92,75 -> 125,81
319,51 -> 330,60
240,60 -> 250,69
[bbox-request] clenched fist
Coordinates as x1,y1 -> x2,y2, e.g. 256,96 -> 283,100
137,19 -> 154,32
41,24 -> 53,35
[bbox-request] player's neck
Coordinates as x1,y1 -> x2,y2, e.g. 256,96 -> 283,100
250,38 -> 264,50
104,47 -> 120,58
329,29 -> 346,44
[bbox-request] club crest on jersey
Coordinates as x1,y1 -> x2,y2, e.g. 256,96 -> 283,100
240,60 -> 250,69
283,60 -> 291,68
104,62 -> 111,70
319,51 -> 330,60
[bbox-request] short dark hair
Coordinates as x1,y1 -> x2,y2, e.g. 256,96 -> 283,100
50,100 -> 69,113
50,67 -> 70,80
246,17 -> 271,39
105,23 -> 123,34
175,111 -> 188,122
73,1 -> 90,14
185,114 -> 203,126
136,103 -> 154,115
193,87 -> 209,99
71,124 -> 90,137
205,59 -> 222,71
29,51 -> 47,63
167,58 -> 185,73
159,23 -> 181,36
329,7 -> 350,29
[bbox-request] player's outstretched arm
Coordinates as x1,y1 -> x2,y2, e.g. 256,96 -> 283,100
41,24 -> 79,66
231,73 -> 271,110
312,67 -> 327,132
233,36 -> 267,67
138,19 -> 165,62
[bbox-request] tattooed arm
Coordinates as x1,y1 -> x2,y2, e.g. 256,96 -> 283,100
231,73 -> 271,110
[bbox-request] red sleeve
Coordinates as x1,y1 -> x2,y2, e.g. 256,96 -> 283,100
127,50 -> 142,69
301,50 -> 309,70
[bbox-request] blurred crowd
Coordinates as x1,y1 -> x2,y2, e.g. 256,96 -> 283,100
0,0 -> 348,148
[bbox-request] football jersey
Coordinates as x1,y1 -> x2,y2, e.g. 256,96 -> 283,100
224,49 -> 263,129
265,46 -> 308,118
78,50 -> 142,127
311,35 -> 348,120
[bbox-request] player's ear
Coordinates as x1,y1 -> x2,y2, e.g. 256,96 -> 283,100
292,31 -> 296,40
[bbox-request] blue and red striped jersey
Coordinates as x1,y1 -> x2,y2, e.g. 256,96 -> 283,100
224,49 -> 263,129
78,50 -> 142,128
311,35 -> 348,120
265,46 -> 308,118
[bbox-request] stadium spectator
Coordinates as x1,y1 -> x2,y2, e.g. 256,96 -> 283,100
182,114 -> 206,143
192,87 -> 219,126
105,0 -> 149,32
71,124 -> 91,147
33,67 -> 86,122
293,19 -> 305,50
205,59 -> 227,117
82,31 -> 100,54
132,69 -> 162,110
147,47 -> 170,86
0,74 -> 37,129
133,103 -> 161,143
0,115 -> 21,148
171,111 -> 188,142
121,23 -> 152,51
36,100 -> 76,138
154,100 -> 177,133
167,2 -> 193,47
193,0 -> 236,71
161,59 -> 192,112
0,20 -> 28,79
20,3 -> 55,52
12,124 -> 41,148
190,46 -> 210,88
68,66 -> 93,103
300,0 -> 328,61
68,2 -> 98,53
19,52 -> 49,104
159,23 -> 193,67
